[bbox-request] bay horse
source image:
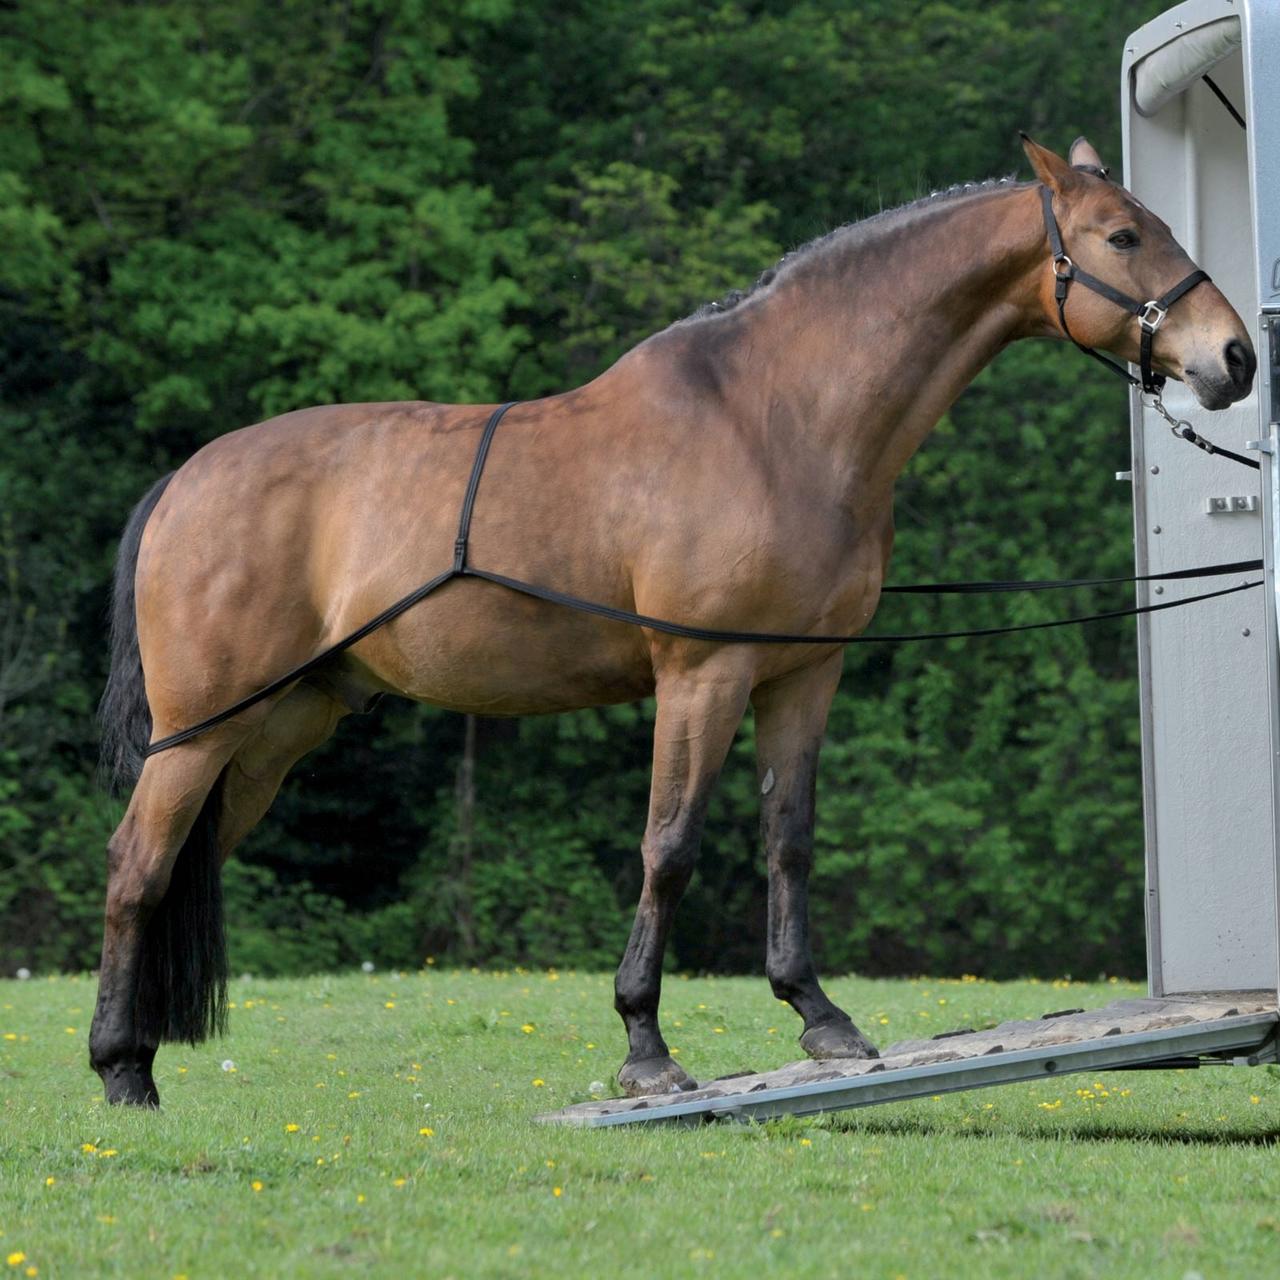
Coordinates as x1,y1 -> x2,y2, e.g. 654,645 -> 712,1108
91,136 -> 1255,1106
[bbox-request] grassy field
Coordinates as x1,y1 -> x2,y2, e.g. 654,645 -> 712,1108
1,968 -> 1277,1278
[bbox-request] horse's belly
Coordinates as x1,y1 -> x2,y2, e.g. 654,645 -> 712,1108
346,576 -> 658,716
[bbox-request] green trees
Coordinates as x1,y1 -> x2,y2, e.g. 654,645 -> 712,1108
1,0 -> 1167,979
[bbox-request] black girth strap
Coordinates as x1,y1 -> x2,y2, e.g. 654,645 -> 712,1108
1039,184 -> 1210,396
143,399 -> 1264,757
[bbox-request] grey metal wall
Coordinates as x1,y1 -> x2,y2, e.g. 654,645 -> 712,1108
1122,0 -> 1279,994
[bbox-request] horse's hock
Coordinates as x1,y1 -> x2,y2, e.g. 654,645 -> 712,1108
547,0 -> 1280,1126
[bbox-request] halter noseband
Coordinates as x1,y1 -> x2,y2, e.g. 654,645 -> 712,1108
1038,183 -> 1210,395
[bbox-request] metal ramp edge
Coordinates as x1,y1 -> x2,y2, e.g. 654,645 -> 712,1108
537,995 -> 1278,1128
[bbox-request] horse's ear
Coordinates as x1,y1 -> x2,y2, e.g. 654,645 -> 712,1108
1068,136 -> 1108,175
1020,133 -> 1079,194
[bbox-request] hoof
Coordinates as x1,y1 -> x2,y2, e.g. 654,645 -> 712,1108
97,1063 -> 160,1107
800,1020 -> 879,1061
617,1055 -> 697,1098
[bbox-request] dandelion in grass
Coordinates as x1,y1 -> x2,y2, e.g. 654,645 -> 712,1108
251,1181 -> 264,1193
392,1178 -> 407,1188
521,1024 -> 535,1034
285,1123 -> 299,1133
532,1078 -> 545,1088
6,1254 -> 26,1268
552,1187 -> 563,1198
419,1128 -> 434,1137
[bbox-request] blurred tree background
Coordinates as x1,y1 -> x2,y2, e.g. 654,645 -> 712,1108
1,0 -> 1170,980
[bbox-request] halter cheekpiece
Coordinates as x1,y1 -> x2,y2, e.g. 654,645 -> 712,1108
1038,182 -> 1210,395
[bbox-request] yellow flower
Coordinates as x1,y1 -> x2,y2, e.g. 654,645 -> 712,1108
347,1091 -> 361,1099
392,1177 -> 407,1188
552,1187 -> 562,1197
532,1079 -> 545,1087
43,1177 -> 54,1188
1250,1095 -> 1261,1104
799,1138 -> 812,1147
251,1181 -> 263,1193
285,1123 -> 299,1133
419,1128 -> 434,1137
521,1024 -> 535,1034
80,1143 -> 96,1153
384,1002 -> 395,1009
7,1254 -> 26,1268
98,1149 -> 119,1158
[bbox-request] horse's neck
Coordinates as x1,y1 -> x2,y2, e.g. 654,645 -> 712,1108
736,187 -> 1046,501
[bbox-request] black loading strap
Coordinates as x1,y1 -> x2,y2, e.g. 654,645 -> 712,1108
144,401 -> 1265,757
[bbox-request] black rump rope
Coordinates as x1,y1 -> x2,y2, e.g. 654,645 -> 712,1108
145,401 -> 1264,757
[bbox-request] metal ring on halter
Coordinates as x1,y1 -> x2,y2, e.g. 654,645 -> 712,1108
1139,300 -> 1168,333
1053,254 -> 1074,276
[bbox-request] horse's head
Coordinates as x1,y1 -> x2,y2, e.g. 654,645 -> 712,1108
1022,135 -> 1254,409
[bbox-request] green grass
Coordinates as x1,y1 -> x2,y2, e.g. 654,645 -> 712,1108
1,969 -> 1277,1279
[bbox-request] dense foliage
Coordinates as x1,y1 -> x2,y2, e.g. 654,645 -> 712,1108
1,0 -> 1170,980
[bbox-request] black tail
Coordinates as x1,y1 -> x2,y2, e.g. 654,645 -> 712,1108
99,471 -> 176,796
135,775 -> 229,1043
99,471 -> 228,1044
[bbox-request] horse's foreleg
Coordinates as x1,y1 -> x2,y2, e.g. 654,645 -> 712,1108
753,656 -> 879,1062
614,664 -> 750,1097
89,748 -> 230,1106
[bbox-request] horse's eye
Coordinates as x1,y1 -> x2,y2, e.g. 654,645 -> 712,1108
1108,230 -> 1139,250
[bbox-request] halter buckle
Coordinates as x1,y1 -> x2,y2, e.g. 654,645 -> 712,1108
1139,300 -> 1167,333
1052,254 -> 1074,278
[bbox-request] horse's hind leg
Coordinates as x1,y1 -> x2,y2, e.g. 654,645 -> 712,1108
216,683 -> 347,858
90,746 -> 231,1105
614,662 -> 751,1097
753,656 -> 878,1061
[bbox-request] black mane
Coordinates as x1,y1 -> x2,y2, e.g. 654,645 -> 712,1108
687,175 -> 1021,322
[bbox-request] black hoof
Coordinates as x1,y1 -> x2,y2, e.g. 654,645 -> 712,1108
617,1055 -> 697,1097
800,1020 -> 879,1061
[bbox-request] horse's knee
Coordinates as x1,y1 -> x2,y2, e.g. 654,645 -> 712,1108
642,829 -> 697,897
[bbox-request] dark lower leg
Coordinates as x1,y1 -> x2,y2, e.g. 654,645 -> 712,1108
89,752 -> 225,1105
613,665 -> 750,1096
755,659 -> 877,1060
614,850 -> 697,1092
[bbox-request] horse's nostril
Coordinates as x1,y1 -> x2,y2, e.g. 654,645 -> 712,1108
1224,338 -> 1256,390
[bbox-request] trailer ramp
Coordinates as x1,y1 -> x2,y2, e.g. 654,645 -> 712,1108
538,992 -> 1278,1128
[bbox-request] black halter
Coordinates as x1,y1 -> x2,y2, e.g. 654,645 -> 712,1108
1038,183 -> 1210,395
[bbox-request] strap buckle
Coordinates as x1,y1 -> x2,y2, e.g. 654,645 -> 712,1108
1138,300 -> 1167,333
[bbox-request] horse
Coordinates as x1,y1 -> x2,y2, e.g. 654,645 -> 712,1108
89,136 -> 1255,1106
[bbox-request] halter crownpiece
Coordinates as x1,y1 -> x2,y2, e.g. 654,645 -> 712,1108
1038,184 -> 1210,395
